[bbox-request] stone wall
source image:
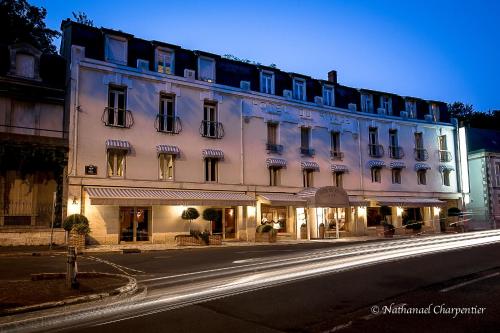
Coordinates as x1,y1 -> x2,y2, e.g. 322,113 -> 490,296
0,228 -> 66,246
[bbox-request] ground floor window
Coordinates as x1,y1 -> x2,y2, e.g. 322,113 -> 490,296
367,207 -> 382,227
119,207 -> 150,242
402,207 -> 423,225
261,205 -> 287,232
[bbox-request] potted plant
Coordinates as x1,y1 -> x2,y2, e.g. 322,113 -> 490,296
382,222 -> 395,238
63,214 -> 91,253
181,207 -> 199,232
255,224 -> 277,242
202,208 -> 219,234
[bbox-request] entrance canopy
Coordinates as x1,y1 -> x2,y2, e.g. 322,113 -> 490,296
258,193 -> 307,206
85,187 -> 255,206
374,197 -> 445,207
297,186 -> 350,208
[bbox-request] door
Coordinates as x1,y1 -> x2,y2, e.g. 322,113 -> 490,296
119,207 -> 150,242
224,208 -> 236,239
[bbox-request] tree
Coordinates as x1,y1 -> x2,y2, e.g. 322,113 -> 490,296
448,102 -> 474,120
448,102 -> 500,130
0,0 -> 60,53
181,207 -> 199,231
72,11 -> 93,26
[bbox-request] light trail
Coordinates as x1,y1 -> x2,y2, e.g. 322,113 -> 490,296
2,230 -> 500,333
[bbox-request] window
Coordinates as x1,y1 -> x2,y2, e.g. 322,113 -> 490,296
204,158 -> 218,182
442,170 -> 450,186
261,205 -> 287,233
405,100 -> 417,118
323,85 -> 334,106
202,102 -> 219,138
260,71 -> 274,94
267,122 -> 278,145
198,57 -> 215,82
331,131 -> 342,159
389,129 -> 401,158
429,103 -> 440,122
417,170 -> 427,185
269,167 -> 281,186
303,170 -> 314,187
496,163 -> 500,186
156,48 -> 174,74
159,154 -> 174,180
438,135 -> 447,151
438,135 -> 450,162
107,86 -> 126,127
105,35 -> 127,64
371,168 -> 381,183
158,94 -> 175,133
392,169 -> 401,184
414,132 -> 424,149
380,95 -> 392,115
107,150 -> 125,177
361,93 -> 374,113
369,127 -> 382,157
301,127 -> 310,149
333,172 -> 343,187
15,53 -> 35,78
293,78 -> 306,101
414,132 -> 427,161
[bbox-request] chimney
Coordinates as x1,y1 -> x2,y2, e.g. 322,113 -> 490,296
327,70 -> 337,84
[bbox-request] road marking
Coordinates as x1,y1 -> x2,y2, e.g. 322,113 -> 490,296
439,272 -> 499,292
83,256 -> 146,275
321,321 -> 352,332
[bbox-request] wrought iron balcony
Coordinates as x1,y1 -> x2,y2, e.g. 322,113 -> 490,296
155,114 -> 182,134
414,148 -> 429,161
266,143 -> 283,154
330,150 -> 344,160
300,147 -> 315,157
389,146 -> 405,159
438,150 -> 452,162
200,120 -> 224,139
102,107 -> 134,128
368,144 -> 384,158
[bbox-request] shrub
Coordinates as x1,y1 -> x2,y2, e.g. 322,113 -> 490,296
181,208 -> 200,221
190,229 -> 210,245
202,208 -> 219,222
72,223 -> 91,235
261,224 -> 273,233
63,214 -> 89,232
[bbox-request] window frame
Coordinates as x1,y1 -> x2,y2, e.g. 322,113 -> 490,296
107,149 -> 126,178
107,85 -> 127,127
333,172 -> 343,187
293,78 -> 307,101
260,70 -> 275,94
300,126 -> 311,150
204,157 -> 218,182
198,56 -> 216,82
392,169 -> 402,184
442,170 -> 450,186
159,153 -> 175,181
155,47 -> 175,75
158,94 -> 176,133
104,35 -> 128,65
371,167 -> 381,183
267,122 -> 278,145
303,169 -> 314,187
331,131 -> 341,153
269,167 -> 281,186
361,93 -> 374,113
380,95 -> 392,115
405,100 -> 417,118
417,170 -> 427,185
322,85 -> 334,106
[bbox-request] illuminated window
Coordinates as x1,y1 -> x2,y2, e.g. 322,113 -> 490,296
107,150 -> 125,177
159,154 -> 174,180
156,48 -> 174,74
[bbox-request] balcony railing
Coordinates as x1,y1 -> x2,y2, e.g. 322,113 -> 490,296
330,150 -> 344,160
155,114 -> 182,134
414,148 -> 429,161
200,120 -> 224,139
438,150 -> 452,162
102,107 -> 134,128
389,146 -> 405,159
300,147 -> 315,157
368,144 -> 384,158
266,143 -> 283,154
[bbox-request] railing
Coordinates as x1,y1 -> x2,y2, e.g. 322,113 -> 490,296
155,114 -> 182,134
389,146 -> 405,159
330,150 -> 344,160
300,147 -> 315,156
438,150 -> 452,162
200,120 -> 225,139
266,143 -> 283,154
102,107 -> 134,128
368,144 -> 384,158
414,148 -> 429,161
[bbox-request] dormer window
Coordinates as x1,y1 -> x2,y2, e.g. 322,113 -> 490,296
260,71 -> 275,94
198,57 -> 215,82
380,95 -> 392,115
405,99 -> 417,118
15,53 -> 35,78
293,78 -> 306,101
361,93 -> 374,113
105,35 -> 128,65
8,44 -> 41,80
156,48 -> 174,74
429,103 -> 440,122
323,85 -> 334,106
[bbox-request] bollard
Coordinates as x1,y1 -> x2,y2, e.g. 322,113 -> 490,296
66,246 -> 78,289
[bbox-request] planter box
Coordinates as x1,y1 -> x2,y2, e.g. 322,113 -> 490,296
175,234 -> 222,246
68,230 -> 86,253
255,232 -> 277,243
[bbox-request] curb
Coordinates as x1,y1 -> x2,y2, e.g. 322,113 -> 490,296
0,272 -> 137,316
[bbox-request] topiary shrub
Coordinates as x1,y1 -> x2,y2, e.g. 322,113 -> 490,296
63,214 -> 90,234
202,208 -> 219,222
181,208 -> 199,231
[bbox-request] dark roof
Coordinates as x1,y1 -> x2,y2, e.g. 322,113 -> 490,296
467,128 -> 500,153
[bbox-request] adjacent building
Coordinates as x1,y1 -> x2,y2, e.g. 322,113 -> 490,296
60,20 -> 462,244
0,43 -> 67,245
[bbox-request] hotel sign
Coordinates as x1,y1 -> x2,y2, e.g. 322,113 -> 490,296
314,186 -> 349,207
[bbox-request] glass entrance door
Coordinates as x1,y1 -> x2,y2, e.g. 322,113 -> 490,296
119,207 -> 150,242
224,208 -> 236,239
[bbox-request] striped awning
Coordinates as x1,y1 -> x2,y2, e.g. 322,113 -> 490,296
389,161 -> 406,169
85,187 -> 254,206
375,197 -> 446,207
349,197 -> 369,206
258,193 -> 306,206
105,139 -> 131,152
439,165 -> 455,172
368,160 -> 385,168
156,145 -> 180,156
301,161 -> 320,171
266,158 -> 287,168
202,149 -> 224,160
331,164 -> 349,173
414,163 -> 431,171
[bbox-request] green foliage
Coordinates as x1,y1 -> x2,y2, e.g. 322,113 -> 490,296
202,208 -> 219,222
0,0 -> 60,53
190,230 -> 210,245
222,53 -> 277,68
181,207 -> 199,221
448,102 -> 500,130
72,11 -> 93,26
256,224 -> 275,234
63,214 -> 90,234
72,223 -> 91,235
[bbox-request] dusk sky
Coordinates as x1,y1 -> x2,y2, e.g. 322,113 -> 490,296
34,0 -> 500,112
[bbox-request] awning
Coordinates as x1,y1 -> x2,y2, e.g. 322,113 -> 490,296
297,186 -> 349,207
156,145 -> 180,156
301,161 -> 320,171
331,164 -> 349,173
266,158 -> 287,168
85,187 -> 254,206
368,160 -> 385,168
106,139 -> 131,152
258,193 -> 306,206
375,197 -> 446,207
414,163 -> 431,171
389,161 -> 406,169
202,149 -> 224,160
439,165 -> 455,172
349,197 -> 369,206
